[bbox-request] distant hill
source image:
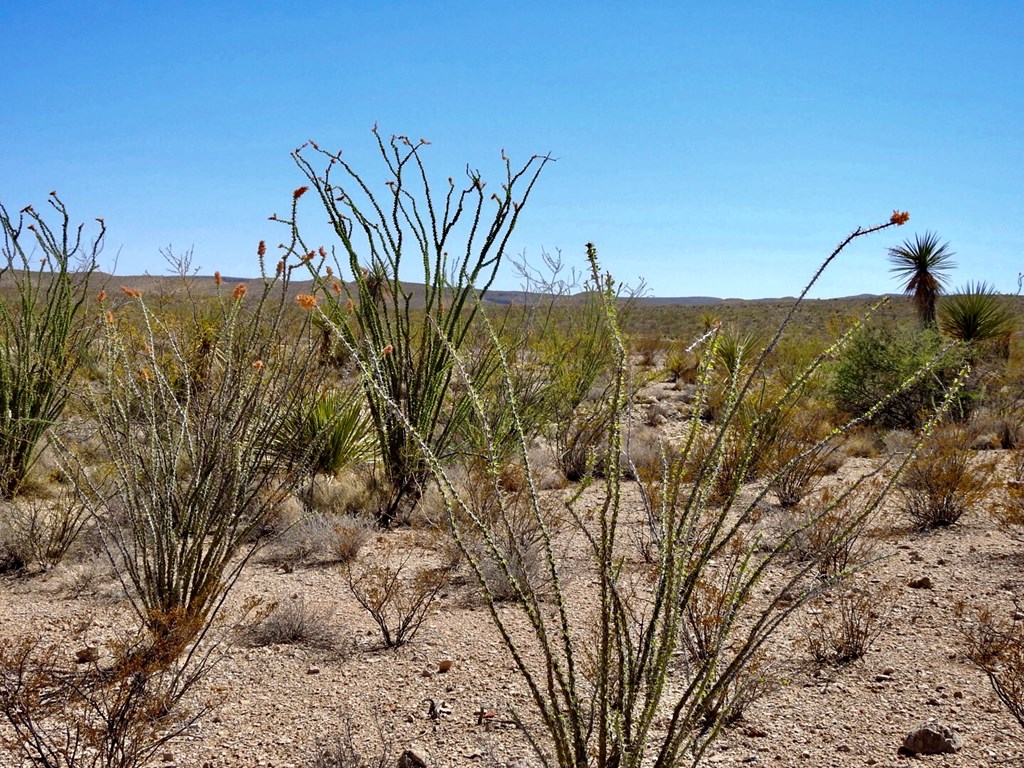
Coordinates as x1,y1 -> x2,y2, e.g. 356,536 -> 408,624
0,271 -> 907,307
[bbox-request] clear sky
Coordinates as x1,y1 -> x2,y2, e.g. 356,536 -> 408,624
2,1 -> 1021,299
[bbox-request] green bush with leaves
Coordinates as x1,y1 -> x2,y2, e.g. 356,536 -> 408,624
289,129 -> 551,525
939,281 -> 1015,355
0,195 -> 102,498
279,386 -> 376,477
829,325 -> 967,429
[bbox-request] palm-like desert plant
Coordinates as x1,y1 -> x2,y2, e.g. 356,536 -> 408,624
888,231 -> 956,327
939,281 -> 1014,345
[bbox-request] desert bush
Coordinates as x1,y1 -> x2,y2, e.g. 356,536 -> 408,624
631,333 -> 666,367
830,325 -> 967,429
764,406 -> 842,507
54,243 -> 327,652
664,340 -> 699,384
0,195 -> 102,498
245,595 -> 337,649
805,585 -> 890,665
310,711 -> 392,768
290,129 -> 550,525
777,484 -> 878,580
345,538 -> 450,648
960,603 -> 1024,732
0,634 -> 208,768
0,490 -> 87,572
331,213 -> 954,768
897,425 -> 997,529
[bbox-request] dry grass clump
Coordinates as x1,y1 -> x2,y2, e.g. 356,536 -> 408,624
993,448 -> 1024,534
897,426 -> 998,529
263,513 -> 372,570
0,491 -> 87,573
244,595 -> 337,649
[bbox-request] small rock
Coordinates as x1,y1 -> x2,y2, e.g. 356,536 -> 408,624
836,744 -> 851,753
882,666 -> 896,675
438,659 -> 453,673
307,666 -> 321,675
873,674 -> 893,683
909,576 -> 933,589
742,725 -> 768,738
75,647 -> 99,664
899,722 -> 963,755
398,745 -> 430,768
160,754 -> 175,763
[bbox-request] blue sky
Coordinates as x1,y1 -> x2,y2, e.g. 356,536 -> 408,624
2,1 -> 1021,298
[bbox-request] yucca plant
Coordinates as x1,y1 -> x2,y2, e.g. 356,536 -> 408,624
280,387 -> 377,477
288,128 -> 551,525
939,281 -> 1015,347
888,230 -> 956,328
0,194 -> 102,498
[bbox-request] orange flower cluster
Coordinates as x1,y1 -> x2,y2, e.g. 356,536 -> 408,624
105,311 -> 115,325
381,344 -> 394,356
258,240 -> 267,257
297,294 -> 317,310
293,186 -> 309,201
890,210 -> 910,225
214,271 -> 222,287
97,289 -> 107,303
120,286 -> 141,298
252,360 -> 264,371
233,284 -> 248,301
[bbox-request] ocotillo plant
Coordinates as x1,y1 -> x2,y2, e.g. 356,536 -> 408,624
318,213 -> 974,768
287,128 -> 551,525
0,194 -> 102,498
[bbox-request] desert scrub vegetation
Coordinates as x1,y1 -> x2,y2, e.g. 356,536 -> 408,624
829,324 -> 970,429
0,194 -> 103,498
288,129 -> 551,525
303,208 -> 959,768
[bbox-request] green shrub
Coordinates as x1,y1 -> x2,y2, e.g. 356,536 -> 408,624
829,325 -> 967,429
279,387 -> 376,478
